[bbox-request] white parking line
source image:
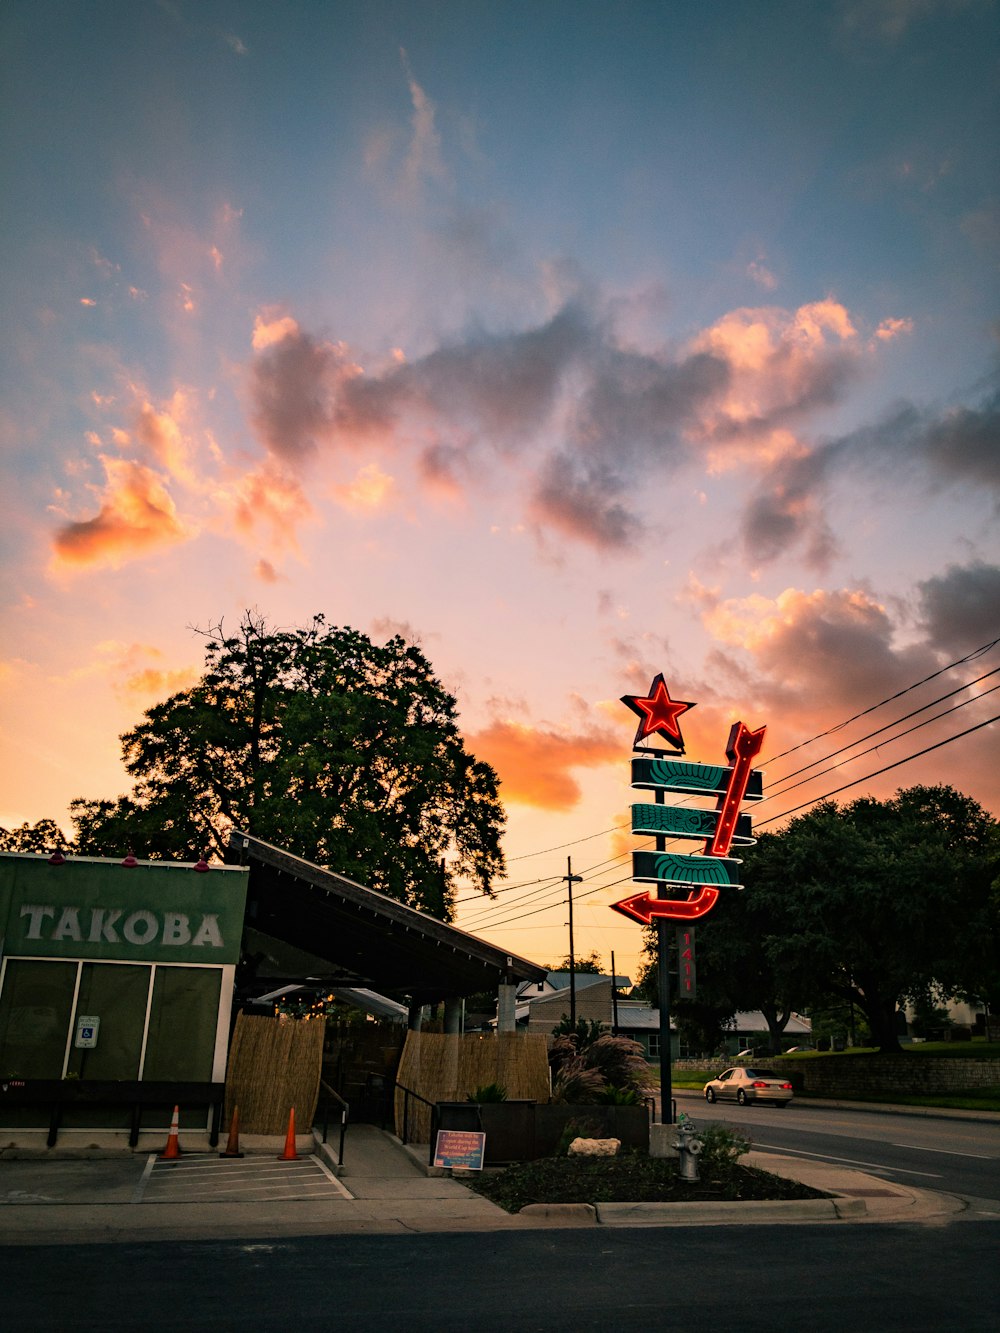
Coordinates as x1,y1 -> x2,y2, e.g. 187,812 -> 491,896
756,1143 -> 942,1178
134,1153 -> 354,1203
890,1144 -> 995,1159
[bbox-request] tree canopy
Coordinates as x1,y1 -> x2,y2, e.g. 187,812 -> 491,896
639,785 -> 999,1052
65,613 -> 506,917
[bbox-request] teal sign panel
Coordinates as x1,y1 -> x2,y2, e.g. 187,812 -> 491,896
631,757 -> 763,801
632,849 -> 742,888
630,802 -> 754,845
0,855 -> 248,965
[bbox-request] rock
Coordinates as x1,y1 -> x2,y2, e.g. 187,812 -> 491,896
568,1137 -> 621,1157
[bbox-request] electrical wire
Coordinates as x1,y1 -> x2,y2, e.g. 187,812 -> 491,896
757,711 -> 1000,827
456,636 -> 1000,932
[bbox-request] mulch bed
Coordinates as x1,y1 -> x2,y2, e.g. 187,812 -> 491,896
467,1153 -> 829,1213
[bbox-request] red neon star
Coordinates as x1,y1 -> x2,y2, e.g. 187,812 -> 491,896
621,674 -> 695,751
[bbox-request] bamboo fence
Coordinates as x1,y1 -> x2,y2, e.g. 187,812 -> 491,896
225,1012 -> 325,1134
393,1031 -> 551,1142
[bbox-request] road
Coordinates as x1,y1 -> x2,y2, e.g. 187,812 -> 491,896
3,1224 -> 998,1331
674,1090 -> 1000,1212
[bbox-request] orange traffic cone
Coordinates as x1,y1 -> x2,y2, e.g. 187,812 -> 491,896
219,1105 -> 244,1159
160,1104 -> 183,1160
278,1106 -> 298,1160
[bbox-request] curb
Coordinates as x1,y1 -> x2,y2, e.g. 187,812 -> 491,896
519,1202 -> 597,1224
594,1196 -> 866,1225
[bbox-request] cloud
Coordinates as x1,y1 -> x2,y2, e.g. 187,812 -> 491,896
874,316 -> 914,342
52,458 -> 188,570
690,299 -> 861,453
465,720 -> 620,810
226,462 -> 311,550
838,0 -> 976,43
247,299 -> 730,549
738,381 -> 1000,563
133,391 -> 197,484
918,561 -> 1000,653
746,259 -> 778,291
400,48 -> 447,197
245,293 -> 929,554
699,585 -> 931,716
333,462 -> 395,510
254,558 -> 285,584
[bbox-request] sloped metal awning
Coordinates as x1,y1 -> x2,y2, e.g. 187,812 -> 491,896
229,831 -> 546,1005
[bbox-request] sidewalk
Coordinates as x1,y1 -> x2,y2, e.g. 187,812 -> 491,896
0,1122 -> 966,1246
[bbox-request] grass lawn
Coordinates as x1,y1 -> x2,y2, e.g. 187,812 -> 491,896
467,1152 -> 828,1213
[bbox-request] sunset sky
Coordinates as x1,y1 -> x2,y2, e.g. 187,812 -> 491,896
2,1 -> 998,983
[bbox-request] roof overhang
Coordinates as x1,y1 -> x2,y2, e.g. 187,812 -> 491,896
229,831 -> 546,1004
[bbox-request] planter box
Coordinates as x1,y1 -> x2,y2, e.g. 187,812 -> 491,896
534,1104 -> 650,1157
434,1100 -> 537,1165
434,1100 -> 650,1164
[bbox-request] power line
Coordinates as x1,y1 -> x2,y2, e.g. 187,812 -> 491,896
761,634 -> 1000,767
487,634 -> 1000,871
758,711 -> 1000,826
765,665 -> 1000,793
755,681 -> 1000,807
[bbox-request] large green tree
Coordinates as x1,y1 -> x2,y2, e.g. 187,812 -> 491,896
637,785 -> 999,1053
69,613 -> 506,916
768,785 -> 998,1050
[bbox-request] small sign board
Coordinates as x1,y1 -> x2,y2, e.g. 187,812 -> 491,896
74,1014 -> 100,1048
433,1129 -> 486,1171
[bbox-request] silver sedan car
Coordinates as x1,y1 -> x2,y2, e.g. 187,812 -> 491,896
703,1067 -> 794,1107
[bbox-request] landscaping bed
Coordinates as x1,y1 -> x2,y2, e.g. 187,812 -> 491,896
467,1152 -> 828,1213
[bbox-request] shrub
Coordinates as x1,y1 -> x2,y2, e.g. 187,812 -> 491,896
583,1036 -> 656,1094
550,1061 -> 606,1104
697,1122 -> 751,1171
468,1082 -> 507,1103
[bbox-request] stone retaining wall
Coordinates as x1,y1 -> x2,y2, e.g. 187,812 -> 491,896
672,1055 -> 1000,1095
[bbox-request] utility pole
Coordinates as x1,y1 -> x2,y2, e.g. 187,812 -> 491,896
655,788 -> 673,1123
611,949 -> 620,1035
564,856 -> 582,1027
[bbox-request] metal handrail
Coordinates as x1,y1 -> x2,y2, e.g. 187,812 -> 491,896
318,1079 -> 349,1167
394,1081 -> 434,1148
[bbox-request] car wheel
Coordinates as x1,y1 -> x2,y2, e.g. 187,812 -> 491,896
705,1087 -> 716,1103
736,1089 -> 748,1106
775,1101 -> 789,1108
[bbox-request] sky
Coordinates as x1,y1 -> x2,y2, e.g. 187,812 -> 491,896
2,0 -> 998,984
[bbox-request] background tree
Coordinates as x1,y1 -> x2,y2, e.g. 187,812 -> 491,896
759,785 -> 999,1051
0,818 -> 67,853
636,785 -> 998,1053
544,951 -> 604,974
69,613 -> 506,917
635,837 -> 806,1055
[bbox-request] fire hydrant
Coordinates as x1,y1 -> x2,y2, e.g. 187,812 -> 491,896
674,1116 -> 703,1182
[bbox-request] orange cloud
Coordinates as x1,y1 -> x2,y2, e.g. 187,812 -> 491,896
134,391 -> 195,483
226,462 -> 311,550
466,720 -> 620,810
690,298 -> 861,461
333,462 -> 395,510
52,458 -> 188,570
252,312 -> 301,351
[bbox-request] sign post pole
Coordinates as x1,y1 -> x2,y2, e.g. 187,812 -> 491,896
655,788 -> 672,1124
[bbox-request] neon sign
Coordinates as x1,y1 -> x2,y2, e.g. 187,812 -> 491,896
620,674 -> 695,752
611,675 -> 765,924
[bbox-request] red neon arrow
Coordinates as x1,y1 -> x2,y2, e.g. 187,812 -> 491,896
705,721 -> 766,857
610,886 -> 720,924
